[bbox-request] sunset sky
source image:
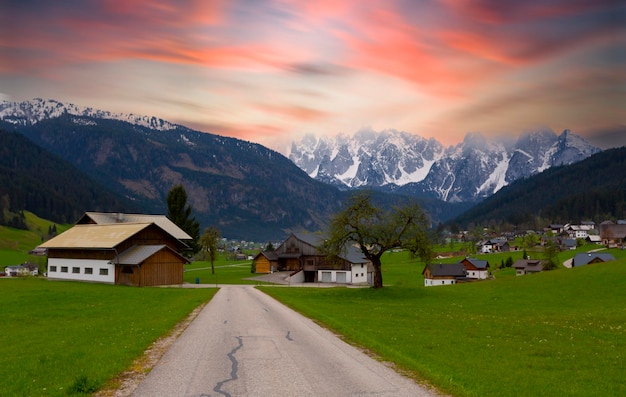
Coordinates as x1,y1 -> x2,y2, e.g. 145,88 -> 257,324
2,0 -> 624,153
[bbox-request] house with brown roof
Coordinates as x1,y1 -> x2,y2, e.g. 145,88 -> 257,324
39,214 -> 190,287
253,233 -> 373,285
512,259 -> 544,276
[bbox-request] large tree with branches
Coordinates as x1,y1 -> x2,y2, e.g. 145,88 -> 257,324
323,191 -> 432,289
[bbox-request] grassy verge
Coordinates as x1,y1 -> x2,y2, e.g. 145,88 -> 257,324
260,253 -> 626,397
0,278 -> 216,396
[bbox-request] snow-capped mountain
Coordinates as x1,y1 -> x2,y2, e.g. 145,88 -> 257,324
0,98 -> 178,131
289,128 -> 445,188
290,128 -> 601,202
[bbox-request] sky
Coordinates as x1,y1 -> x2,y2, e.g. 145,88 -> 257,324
1,0 -> 625,153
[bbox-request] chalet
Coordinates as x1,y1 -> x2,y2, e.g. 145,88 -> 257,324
422,263 -> 466,286
571,252 -> 616,268
39,220 -> 189,287
4,264 -> 39,277
478,238 -> 510,254
512,259 -> 544,276
564,223 -> 595,239
599,221 -> 626,248
559,238 -> 577,250
252,233 -> 373,285
459,257 -> 490,279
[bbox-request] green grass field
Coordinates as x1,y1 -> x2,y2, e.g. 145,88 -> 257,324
0,279 -> 216,396
260,251 -> 626,397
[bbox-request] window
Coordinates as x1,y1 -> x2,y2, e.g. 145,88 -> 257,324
84,268 -> 93,275
72,267 -> 80,274
99,268 -> 108,276
50,266 -> 57,272
61,266 -> 68,273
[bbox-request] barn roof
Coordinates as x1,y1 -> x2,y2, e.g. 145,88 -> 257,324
39,223 -> 154,249
424,263 -> 466,277
572,252 -> 616,267
117,245 -> 188,265
78,212 -> 192,240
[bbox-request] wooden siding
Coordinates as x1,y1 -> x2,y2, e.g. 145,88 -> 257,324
47,249 -> 115,260
116,249 -> 184,287
255,256 -> 271,274
277,235 -> 319,256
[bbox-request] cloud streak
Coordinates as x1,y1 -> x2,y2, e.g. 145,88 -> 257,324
1,0 -> 624,152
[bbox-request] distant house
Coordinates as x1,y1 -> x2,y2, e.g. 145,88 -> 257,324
39,214 -> 190,287
4,264 -> 39,277
253,250 -> 279,273
478,238 -> 510,254
252,233 -> 373,285
459,257 -> 490,279
422,263 -> 467,286
512,259 -> 544,276
599,221 -> 626,248
571,252 -> 616,268
559,238 -> 577,250
585,235 -> 602,244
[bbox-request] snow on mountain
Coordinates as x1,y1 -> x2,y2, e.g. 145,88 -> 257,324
289,128 -> 445,189
290,128 -> 601,202
0,98 -> 179,131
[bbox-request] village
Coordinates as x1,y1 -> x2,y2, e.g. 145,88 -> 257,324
2,212 -> 625,289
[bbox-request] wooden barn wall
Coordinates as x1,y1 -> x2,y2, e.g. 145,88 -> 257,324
140,249 -> 184,286
278,235 -> 319,256
255,257 -> 271,273
114,225 -> 183,254
47,249 -> 114,260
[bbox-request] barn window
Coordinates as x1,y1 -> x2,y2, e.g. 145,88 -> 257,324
122,266 -> 134,274
49,266 -> 57,272
61,266 -> 68,273
99,268 -> 108,276
85,268 -> 93,275
72,267 -> 80,273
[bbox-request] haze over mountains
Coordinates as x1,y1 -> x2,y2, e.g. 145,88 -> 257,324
290,128 -> 601,202
0,98 -> 618,240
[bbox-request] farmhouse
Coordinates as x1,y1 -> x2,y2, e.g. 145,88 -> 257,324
252,233 -> 373,285
512,259 -> 544,276
599,221 -> 626,248
571,252 -> 616,268
459,257 -> 490,279
422,263 -> 467,286
39,219 -> 189,287
4,264 -> 39,277
478,238 -> 510,254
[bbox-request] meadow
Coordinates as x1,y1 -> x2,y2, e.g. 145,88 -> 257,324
260,250 -> 626,397
0,278 -> 216,396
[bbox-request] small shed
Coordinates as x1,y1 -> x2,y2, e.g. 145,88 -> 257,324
253,251 -> 279,274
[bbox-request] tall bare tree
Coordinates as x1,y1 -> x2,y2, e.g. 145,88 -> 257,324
323,191 -> 432,289
200,226 -> 221,275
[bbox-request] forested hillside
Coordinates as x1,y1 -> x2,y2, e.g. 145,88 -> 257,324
453,147 -> 626,228
0,128 -> 139,227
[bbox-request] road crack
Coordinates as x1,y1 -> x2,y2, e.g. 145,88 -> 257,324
212,336 -> 243,397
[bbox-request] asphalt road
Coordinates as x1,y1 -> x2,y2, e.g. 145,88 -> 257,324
132,285 -> 436,397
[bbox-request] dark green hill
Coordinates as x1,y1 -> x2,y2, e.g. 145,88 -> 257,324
0,128 -> 139,226
2,115 -> 466,240
453,147 -> 626,227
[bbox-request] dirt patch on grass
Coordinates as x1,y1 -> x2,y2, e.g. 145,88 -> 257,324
94,301 -> 208,397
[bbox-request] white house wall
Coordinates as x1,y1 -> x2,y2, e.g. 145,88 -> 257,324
47,258 -> 115,283
351,264 -> 368,284
317,270 -> 352,284
424,278 -> 456,287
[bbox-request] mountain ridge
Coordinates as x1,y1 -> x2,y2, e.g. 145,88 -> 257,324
289,127 -> 602,202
